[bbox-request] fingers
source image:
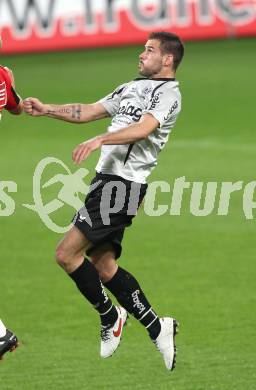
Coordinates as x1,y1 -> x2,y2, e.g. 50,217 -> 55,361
72,144 -> 82,164
72,144 -> 86,164
72,143 -> 92,164
23,98 -> 34,115
23,97 -> 43,116
72,137 -> 102,164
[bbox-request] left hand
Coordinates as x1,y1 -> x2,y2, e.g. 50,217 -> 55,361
72,136 -> 103,164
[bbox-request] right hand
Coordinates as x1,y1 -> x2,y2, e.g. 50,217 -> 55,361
24,97 -> 46,116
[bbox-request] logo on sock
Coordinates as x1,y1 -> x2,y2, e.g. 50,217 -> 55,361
100,281 -> 109,304
132,290 -> 146,315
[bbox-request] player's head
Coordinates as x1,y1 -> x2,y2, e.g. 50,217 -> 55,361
139,31 -> 184,78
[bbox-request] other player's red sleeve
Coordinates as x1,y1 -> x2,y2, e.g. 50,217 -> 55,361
5,85 -> 21,111
0,66 -> 21,111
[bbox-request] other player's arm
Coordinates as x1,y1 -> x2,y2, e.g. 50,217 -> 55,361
7,98 -> 23,115
23,97 -> 109,123
4,67 -> 23,115
8,92 -> 23,115
72,113 -> 159,164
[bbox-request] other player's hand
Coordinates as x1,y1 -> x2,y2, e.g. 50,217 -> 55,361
24,97 -> 46,116
72,136 -> 103,164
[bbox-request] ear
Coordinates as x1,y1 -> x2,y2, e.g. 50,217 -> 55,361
163,53 -> 173,67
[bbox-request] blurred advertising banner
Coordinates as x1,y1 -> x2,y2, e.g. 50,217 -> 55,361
0,0 -> 256,54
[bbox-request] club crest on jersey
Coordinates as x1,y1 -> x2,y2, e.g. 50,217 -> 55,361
143,87 -> 152,95
0,82 -> 7,108
117,102 -> 142,121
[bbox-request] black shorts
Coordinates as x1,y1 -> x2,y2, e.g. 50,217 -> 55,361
72,172 -> 147,259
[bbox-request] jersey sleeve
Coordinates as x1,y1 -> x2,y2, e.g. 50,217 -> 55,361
0,67 -> 21,111
5,85 -> 21,111
144,87 -> 180,127
98,82 -> 128,117
0,81 -> 7,110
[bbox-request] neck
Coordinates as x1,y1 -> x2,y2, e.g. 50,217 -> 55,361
151,69 -> 175,79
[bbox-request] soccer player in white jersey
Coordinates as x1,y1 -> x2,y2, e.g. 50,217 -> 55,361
24,31 -> 184,370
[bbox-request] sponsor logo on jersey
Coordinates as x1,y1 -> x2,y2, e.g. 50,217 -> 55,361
117,102 -> 142,121
0,82 -> 7,108
164,100 -> 178,121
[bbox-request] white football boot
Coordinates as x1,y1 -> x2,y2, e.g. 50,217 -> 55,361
100,306 -> 127,358
0,329 -> 19,360
153,317 -> 179,370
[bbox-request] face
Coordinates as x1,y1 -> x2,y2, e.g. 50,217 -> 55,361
138,39 -> 166,78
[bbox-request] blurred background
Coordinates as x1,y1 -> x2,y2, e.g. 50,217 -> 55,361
1,0 -> 256,54
0,1 -> 256,390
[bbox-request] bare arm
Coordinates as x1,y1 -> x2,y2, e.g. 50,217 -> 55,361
24,97 -> 109,123
72,113 -> 159,164
100,113 -> 158,145
44,102 -> 109,122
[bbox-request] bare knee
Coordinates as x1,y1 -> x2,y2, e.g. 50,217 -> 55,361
55,244 -> 71,269
95,263 -> 116,282
55,241 -> 88,275
55,226 -> 90,273
91,253 -> 118,283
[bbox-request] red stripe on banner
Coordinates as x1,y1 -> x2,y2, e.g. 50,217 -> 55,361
0,3 -> 256,54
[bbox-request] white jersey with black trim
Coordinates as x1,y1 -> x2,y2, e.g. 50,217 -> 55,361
96,77 -> 182,184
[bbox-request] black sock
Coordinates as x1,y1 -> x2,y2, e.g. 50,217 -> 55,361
69,259 -> 118,326
104,267 -> 161,339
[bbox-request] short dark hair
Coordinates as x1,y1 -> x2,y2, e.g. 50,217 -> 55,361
148,31 -> 184,71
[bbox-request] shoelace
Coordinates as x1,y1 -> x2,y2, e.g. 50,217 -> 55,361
0,330 -> 12,342
153,339 -> 161,352
100,325 -> 112,342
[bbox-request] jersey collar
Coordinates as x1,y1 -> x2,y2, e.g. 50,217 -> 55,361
134,77 -> 175,81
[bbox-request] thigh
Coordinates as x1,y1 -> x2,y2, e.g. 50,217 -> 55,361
57,225 -> 92,258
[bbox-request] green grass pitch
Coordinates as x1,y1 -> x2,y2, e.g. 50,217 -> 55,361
0,38 -> 256,389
